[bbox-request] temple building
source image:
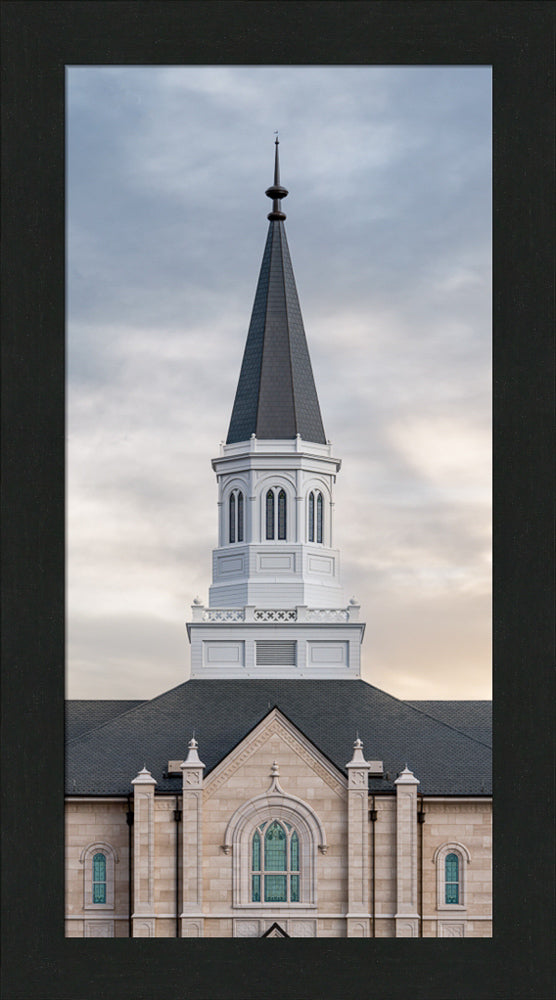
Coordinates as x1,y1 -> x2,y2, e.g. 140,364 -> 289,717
65,141 -> 492,938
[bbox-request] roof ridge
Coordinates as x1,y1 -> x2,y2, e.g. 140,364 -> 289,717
65,682 -> 189,744
400,701 -> 492,749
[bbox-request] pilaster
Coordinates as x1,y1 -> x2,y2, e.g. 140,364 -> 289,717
394,765 -> 420,937
346,738 -> 371,937
180,738 -> 205,937
131,766 -> 157,937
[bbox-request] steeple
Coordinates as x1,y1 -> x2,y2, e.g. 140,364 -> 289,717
226,139 -> 326,445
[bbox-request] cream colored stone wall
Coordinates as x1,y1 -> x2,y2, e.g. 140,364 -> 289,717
201,720 -> 348,925
422,799 -> 492,937
65,767 -> 491,937
65,799 -> 130,936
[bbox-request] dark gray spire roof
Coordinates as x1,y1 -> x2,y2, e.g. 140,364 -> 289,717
226,142 -> 326,445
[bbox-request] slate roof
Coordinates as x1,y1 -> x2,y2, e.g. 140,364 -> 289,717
66,700 -> 147,742
65,679 -> 491,798
407,700 -> 492,747
226,163 -> 326,444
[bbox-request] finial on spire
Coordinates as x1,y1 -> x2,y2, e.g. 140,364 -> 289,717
266,134 -> 288,221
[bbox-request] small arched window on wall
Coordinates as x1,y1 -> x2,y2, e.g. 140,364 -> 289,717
433,842 -> 470,910
92,852 -> 107,903
80,841 -> 118,909
229,489 -> 244,543
251,820 -> 300,902
445,853 -> 460,904
266,489 -> 287,540
308,491 -> 324,543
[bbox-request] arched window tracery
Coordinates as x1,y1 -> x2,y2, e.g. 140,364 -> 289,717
251,820 -> 300,902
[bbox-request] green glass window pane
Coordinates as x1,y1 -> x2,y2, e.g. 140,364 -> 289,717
264,874 -> 287,902
93,883 -> 106,904
265,821 -> 286,870
445,883 -> 459,904
237,492 -> 244,542
252,874 -> 261,902
252,831 -> 260,871
290,874 -> 300,902
308,492 -> 314,541
266,491 -> 274,539
290,831 -> 299,871
93,853 -> 106,882
445,854 -> 459,882
316,492 -> 323,543
445,853 -> 459,903
278,490 -> 287,539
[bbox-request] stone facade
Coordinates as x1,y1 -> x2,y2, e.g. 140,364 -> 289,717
65,711 -> 491,938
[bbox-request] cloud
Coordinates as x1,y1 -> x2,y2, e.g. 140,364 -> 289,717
67,66 -> 491,700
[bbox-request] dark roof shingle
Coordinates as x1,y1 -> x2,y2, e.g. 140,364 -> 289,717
66,680 -> 491,798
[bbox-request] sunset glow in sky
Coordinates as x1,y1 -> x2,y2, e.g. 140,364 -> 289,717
67,66 -> 491,700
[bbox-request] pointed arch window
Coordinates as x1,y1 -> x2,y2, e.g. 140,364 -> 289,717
229,489 -> 244,544
266,490 -> 275,539
308,491 -> 324,543
265,488 -> 287,540
277,490 -> 287,540
316,491 -> 323,543
251,820 -> 300,902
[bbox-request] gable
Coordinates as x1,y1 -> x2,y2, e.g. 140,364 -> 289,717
203,707 -> 346,802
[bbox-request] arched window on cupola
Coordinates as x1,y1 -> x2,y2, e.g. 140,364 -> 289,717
265,488 -> 287,540
308,491 -> 324,543
251,821 -> 300,903
229,489 -> 244,543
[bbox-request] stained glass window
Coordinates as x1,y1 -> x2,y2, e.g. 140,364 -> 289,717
290,831 -> 299,871
92,852 -> 106,904
316,492 -> 323,544
308,491 -> 315,541
252,831 -> 260,871
229,492 -> 236,543
266,490 -> 274,539
278,490 -> 286,539
265,821 -> 286,870
237,491 -> 244,542
445,853 -> 459,904
251,821 -> 300,902
265,874 -> 287,902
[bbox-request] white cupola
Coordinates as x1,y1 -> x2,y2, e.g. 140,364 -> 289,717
187,140 -> 365,679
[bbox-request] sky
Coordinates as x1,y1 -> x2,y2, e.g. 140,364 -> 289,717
66,65 -> 491,701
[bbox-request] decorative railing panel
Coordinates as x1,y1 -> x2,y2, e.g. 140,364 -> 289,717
202,609 -> 246,622
253,609 -> 298,622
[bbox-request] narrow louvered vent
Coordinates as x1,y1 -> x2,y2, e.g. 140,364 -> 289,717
256,641 -> 296,666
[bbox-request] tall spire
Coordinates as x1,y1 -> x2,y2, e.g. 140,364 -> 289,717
226,140 -> 326,445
